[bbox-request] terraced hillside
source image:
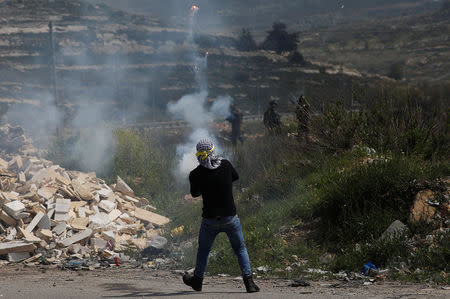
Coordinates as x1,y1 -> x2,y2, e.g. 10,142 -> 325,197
299,9 -> 450,82
0,0 -> 375,131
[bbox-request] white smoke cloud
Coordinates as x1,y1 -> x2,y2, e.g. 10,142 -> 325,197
167,5 -> 232,179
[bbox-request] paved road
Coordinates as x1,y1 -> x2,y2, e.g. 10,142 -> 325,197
0,267 -> 448,299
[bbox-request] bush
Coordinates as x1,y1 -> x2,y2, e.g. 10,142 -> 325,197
235,28 -> 258,52
314,86 -> 449,158
261,22 -> 299,54
112,130 -> 172,201
312,154 -> 444,247
289,51 -> 306,65
388,63 -> 404,80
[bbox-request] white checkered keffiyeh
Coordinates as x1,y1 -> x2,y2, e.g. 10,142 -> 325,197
196,138 -> 222,170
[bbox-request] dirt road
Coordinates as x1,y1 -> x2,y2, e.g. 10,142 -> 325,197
0,266 -> 448,299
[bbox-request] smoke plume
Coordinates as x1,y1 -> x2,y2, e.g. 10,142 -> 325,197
168,5 -> 231,178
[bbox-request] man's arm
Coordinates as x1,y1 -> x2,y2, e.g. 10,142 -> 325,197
230,162 -> 239,182
189,172 -> 202,197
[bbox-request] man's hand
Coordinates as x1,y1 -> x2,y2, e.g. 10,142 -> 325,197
184,194 -> 202,203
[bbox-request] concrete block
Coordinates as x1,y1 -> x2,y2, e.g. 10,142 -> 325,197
3,201 -> 25,218
101,230 -> 115,242
0,242 -> 36,255
108,209 -> 122,222
58,229 -> 93,247
71,217 -> 89,230
55,198 -> 71,213
78,207 -> 86,218
52,222 -> 67,235
0,157 -> 8,169
99,200 -> 116,213
91,238 -> 107,251
25,211 -> 44,233
18,172 -> 26,183
114,176 -> 134,196
18,227 -> 41,243
8,252 -> 30,262
134,208 -> 170,226
89,213 -> 110,229
37,214 -> 51,230
0,210 -> 17,226
38,229 -> 53,239
37,187 -> 57,200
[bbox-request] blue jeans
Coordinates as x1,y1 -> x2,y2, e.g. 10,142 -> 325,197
194,215 -> 252,278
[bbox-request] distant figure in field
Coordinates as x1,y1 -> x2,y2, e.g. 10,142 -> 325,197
295,94 -> 311,142
263,100 -> 281,134
226,105 -> 244,146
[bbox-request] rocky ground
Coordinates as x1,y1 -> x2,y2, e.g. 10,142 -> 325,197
0,266 -> 449,299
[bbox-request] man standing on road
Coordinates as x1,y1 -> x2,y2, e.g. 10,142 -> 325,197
183,138 -> 260,293
263,100 -> 282,134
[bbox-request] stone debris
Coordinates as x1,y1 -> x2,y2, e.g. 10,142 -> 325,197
0,124 -> 170,264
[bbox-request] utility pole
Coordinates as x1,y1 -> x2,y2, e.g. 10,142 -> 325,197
49,21 -> 58,108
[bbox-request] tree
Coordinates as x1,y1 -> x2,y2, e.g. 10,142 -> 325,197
235,28 -> 257,52
289,51 -> 306,65
388,63 -> 404,81
261,22 -> 299,54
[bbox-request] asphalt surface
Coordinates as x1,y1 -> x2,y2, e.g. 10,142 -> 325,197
0,267 -> 448,299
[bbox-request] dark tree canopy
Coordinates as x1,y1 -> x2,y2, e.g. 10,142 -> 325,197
261,22 -> 299,54
388,63 -> 404,81
235,28 -> 258,52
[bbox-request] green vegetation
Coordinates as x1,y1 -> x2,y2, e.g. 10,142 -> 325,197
47,81 -> 449,282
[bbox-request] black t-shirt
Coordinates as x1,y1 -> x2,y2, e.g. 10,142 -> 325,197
189,159 -> 238,218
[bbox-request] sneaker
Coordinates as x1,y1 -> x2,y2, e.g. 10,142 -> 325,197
182,273 -> 203,291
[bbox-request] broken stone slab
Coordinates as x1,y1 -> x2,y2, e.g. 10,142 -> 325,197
0,157 -> 8,169
55,198 -> 71,213
8,252 -> 31,262
101,231 -> 115,242
71,217 -> 89,230
0,242 -> 37,255
68,243 -> 82,254
52,222 -> 67,235
99,200 -> 116,213
47,208 -> 55,219
5,227 -> 17,241
37,186 -> 57,200
8,156 -> 23,170
3,200 -> 26,218
18,172 -> 26,183
37,214 -> 51,230
381,220 -> 409,240
91,238 -> 107,251
78,207 -> 86,218
30,167 -> 58,184
54,212 -> 69,222
134,208 -> 170,227
97,189 -> 113,198
72,181 -> 94,201
108,209 -> 122,222
38,229 -> 53,239
23,253 -> 42,264
25,211 -> 44,233
58,229 -> 93,247
114,176 -> 134,196
89,213 -> 110,229
18,227 -> 41,243
0,210 -> 17,226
